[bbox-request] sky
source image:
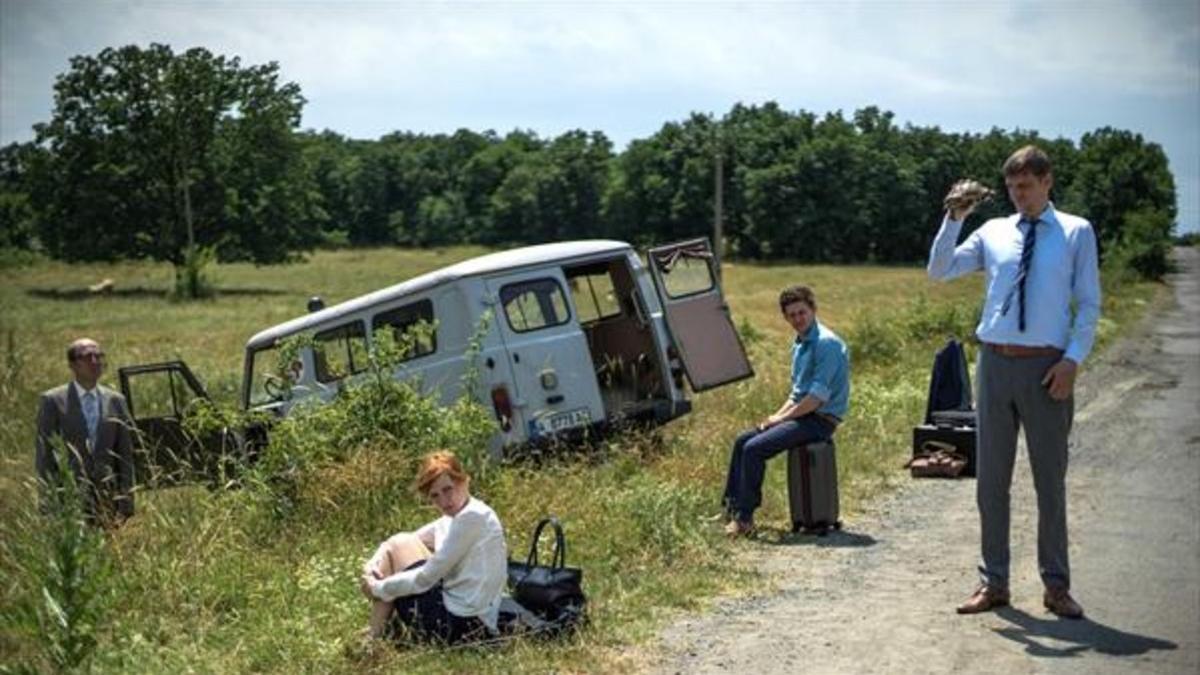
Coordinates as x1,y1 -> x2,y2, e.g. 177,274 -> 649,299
2,0 -> 1198,233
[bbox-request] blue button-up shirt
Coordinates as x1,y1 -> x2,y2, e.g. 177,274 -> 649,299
927,203 -> 1101,365
790,319 -> 850,419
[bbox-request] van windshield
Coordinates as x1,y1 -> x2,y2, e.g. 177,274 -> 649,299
246,345 -> 285,407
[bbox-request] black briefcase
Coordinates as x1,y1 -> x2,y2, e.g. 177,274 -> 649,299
912,418 -> 977,478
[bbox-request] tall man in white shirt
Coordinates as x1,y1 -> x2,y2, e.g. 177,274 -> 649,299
35,338 -> 136,523
928,146 -> 1100,619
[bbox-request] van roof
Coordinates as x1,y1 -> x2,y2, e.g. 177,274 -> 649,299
245,239 -> 633,350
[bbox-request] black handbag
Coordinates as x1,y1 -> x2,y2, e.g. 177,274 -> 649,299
507,516 -> 586,629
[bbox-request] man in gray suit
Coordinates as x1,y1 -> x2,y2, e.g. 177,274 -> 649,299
36,338 -> 136,523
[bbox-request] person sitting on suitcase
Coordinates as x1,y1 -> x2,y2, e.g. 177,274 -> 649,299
722,285 -> 850,537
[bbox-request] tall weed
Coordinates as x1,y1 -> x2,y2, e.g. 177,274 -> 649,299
0,452 -> 113,674
614,473 -> 709,563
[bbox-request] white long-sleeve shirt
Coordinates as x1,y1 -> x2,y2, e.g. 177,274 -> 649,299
369,497 -> 507,630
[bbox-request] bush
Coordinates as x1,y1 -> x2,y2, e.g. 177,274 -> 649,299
848,311 -> 903,367
0,246 -> 44,271
248,328 -> 496,521
902,294 -> 977,343
171,244 -> 218,300
1104,207 -> 1174,281
848,294 -> 978,371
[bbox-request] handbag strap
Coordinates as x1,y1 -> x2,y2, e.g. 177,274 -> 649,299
526,516 -> 567,570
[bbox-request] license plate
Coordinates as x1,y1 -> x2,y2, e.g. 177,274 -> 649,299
534,407 -> 592,435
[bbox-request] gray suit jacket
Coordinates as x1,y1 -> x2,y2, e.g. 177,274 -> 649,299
35,382 -> 136,520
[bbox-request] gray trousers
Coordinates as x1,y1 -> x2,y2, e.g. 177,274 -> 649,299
976,348 -> 1074,590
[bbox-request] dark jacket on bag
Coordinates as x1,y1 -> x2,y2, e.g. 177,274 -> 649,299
924,338 -> 973,423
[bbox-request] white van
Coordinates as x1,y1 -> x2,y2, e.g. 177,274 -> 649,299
120,238 -> 753,461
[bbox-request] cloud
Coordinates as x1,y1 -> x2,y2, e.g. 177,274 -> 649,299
6,1 -> 1195,134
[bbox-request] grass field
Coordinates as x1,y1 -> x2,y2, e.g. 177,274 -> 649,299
0,246 -> 1154,673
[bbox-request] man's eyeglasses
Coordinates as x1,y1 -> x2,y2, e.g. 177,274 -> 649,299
73,352 -> 105,362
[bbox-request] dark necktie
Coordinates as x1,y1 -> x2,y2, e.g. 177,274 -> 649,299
1001,219 -> 1038,332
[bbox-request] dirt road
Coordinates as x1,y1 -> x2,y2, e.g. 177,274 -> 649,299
652,248 -> 1199,674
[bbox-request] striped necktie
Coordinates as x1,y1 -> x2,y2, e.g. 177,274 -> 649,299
1000,218 -> 1039,332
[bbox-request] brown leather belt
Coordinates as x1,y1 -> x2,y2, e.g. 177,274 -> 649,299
984,342 -> 1063,358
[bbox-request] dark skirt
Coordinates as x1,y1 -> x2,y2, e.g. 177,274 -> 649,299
389,561 -> 488,645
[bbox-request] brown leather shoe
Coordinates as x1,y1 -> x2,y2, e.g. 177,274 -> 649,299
956,585 -> 1010,614
1043,587 -> 1084,619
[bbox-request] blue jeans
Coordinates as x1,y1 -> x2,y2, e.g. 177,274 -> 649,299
723,416 -> 835,522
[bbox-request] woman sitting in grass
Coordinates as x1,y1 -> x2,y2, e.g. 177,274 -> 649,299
360,450 -> 507,644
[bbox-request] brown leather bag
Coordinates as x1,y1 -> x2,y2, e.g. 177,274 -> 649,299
905,440 -> 968,478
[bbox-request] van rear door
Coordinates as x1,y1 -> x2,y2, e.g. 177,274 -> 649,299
484,269 -> 605,441
646,237 -> 754,391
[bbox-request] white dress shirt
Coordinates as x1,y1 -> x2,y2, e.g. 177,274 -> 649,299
927,203 -> 1101,365
370,497 -> 507,630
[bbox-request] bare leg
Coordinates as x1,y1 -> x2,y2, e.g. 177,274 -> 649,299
363,532 -> 431,638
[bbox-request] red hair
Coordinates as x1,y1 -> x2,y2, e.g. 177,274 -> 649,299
413,450 -> 469,496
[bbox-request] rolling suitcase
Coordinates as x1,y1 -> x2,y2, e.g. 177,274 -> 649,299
787,440 -> 841,535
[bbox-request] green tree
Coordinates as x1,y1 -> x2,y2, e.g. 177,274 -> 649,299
29,44 -> 321,292
457,131 -> 531,244
1063,127 -> 1176,251
297,130 -> 358,247
342,140 -> 400,245
718,102 -> 815,258
490,151 -> 551,241
0,143 -> 40,251
542,130 -> 612,241
604,114 -> 716,246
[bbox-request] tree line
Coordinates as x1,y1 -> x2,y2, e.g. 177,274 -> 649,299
0,44 -> 1179,282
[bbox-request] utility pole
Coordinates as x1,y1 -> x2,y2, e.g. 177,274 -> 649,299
713,142 -> 724,283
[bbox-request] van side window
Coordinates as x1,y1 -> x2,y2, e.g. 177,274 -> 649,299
314,321 -> 368,382
500,278 -> 571,332
372,299 -> 437,361
566,264 -> 621,324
